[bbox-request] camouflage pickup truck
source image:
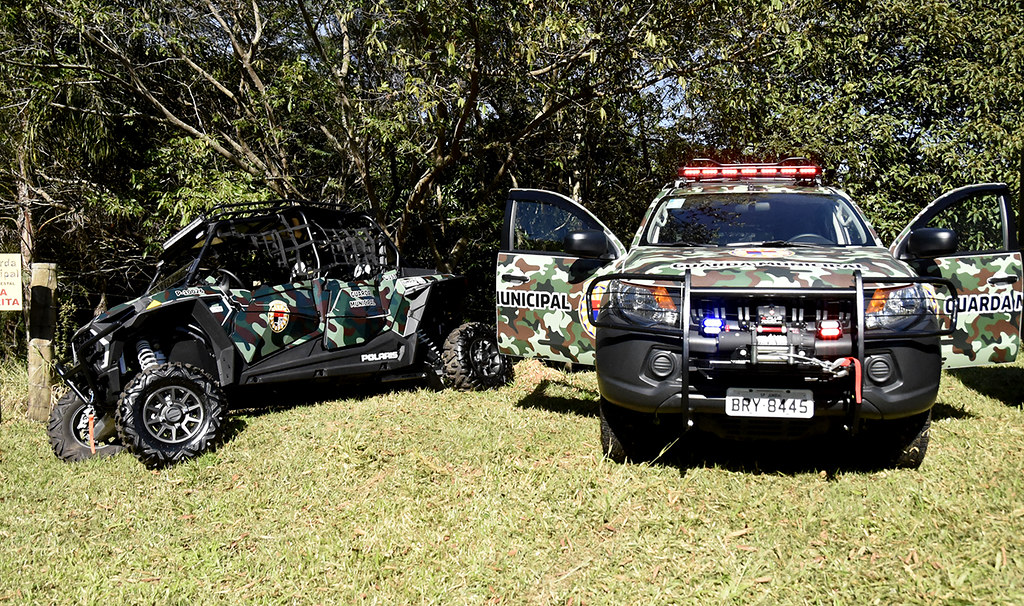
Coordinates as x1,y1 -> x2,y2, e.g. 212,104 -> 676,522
496,159 -> 1022,467
52,202 -> 511,467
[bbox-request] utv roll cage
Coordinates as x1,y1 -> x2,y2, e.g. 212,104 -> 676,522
151,201 -> 402,291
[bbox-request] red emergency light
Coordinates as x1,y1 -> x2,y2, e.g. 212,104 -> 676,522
679,159 -> 822,181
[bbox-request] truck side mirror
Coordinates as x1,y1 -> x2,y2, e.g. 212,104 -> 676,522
564,230 -> 613,259
907,228 -> 958,259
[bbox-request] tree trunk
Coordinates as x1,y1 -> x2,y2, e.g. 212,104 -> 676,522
15,113 -> 35,339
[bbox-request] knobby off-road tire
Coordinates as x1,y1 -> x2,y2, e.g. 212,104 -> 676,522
116,362 -> 227,468
600,398 -> 669,464
48,391 -> 124,462
441,322 -> 514,390
864,410 -> 932,469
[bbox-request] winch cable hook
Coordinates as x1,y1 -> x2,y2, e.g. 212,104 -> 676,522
835,357 -> 863,404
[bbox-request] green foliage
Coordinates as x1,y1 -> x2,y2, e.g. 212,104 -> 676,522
1,0 -> 1022,328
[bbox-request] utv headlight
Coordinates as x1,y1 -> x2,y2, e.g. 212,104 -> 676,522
865,283 -> 938,331
610,280 -> 681,327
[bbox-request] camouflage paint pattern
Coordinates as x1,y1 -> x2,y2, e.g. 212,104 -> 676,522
379,272 -> 449,336
617,246 -> 913,289
496,252 -> 610,365
914,253 -> 1023,367
229,281 -> 321,362
320,279 -> 386,349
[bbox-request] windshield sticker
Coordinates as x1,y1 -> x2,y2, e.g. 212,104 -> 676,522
731,249 -> 795,259
269,300 -> 290,333
497,289 -> 572,311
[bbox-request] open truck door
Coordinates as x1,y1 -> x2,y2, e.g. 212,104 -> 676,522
891,183 -> 1023,368
495,189 -> 624,365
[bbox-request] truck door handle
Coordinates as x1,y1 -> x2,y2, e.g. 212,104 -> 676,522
502,275 -> 528,284
988,275 -> 1020,286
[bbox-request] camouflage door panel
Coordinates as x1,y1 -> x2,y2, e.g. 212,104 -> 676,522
320,279 -> 387,349
917,253 -> 1023,367
496,252 -> 612,365
232,281 -> 320,363
378,272 -> 447,337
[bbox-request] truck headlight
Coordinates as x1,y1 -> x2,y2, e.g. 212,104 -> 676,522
865,283 -> 938,331
610,280 -> 680,327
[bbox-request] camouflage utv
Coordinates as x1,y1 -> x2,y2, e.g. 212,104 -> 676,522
51,202 -> 511,467
496,159 -> 1022,468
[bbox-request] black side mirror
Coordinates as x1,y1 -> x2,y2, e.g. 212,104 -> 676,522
907,228 -> 958,259
564,230 -> 611,259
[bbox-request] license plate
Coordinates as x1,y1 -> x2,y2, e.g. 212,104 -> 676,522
725,388 -> 814,419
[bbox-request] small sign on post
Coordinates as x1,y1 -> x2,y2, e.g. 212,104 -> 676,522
0,254 -> 22,311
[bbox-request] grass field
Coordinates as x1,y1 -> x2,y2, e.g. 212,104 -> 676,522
1,359 -> 1022,605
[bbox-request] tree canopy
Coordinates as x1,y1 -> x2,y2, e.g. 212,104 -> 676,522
2,0 -> 1022,351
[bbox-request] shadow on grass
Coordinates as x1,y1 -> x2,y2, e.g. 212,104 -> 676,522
515,379 -> 600,418
648,434 -> 882,477
931,401 -> 976,421
948,366 -> 1024,408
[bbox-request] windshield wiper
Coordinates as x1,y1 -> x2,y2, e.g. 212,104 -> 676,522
728,240 -> 827,248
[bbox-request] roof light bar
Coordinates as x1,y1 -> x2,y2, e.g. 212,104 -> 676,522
678,159 -> 822,182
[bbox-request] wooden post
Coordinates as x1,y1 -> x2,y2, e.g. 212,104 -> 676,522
26,263 -> 56,422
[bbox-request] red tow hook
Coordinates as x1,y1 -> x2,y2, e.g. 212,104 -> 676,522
88,412 -> 96,455
836,357 -> 863,404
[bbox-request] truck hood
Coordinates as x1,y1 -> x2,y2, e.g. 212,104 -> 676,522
616,246 -> 915,289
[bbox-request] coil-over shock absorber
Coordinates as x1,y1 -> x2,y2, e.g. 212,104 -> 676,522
135,339 -> 167,371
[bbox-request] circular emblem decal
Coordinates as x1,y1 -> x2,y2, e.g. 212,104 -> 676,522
579,283 -> 608,339
269,300 -> 290,333
730,248 -> 795,259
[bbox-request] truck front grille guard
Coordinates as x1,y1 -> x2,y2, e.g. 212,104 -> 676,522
586,269 -> 957,418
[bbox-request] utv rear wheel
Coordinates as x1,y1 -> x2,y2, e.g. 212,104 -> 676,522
48,391 -> 123,462
441,322 -> 513,390
116,363 -> 227,468
600,398 -> 668,464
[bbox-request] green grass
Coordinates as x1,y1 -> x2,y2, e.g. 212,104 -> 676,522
1,359 -> 1022,604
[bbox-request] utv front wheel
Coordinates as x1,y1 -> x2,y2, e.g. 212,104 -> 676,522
48,391 -> 123,462
116,363 -> 227,468
441,322 -> 514,390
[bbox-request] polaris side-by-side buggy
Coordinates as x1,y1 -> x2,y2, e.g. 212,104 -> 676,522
51,202 -> 512,467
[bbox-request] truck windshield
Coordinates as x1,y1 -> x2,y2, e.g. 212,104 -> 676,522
644,193 -> 874,247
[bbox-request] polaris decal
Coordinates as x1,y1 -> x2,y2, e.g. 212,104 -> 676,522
943,292 -> 1023,315
361,351 -> 400,362
497,289 -> 572,311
